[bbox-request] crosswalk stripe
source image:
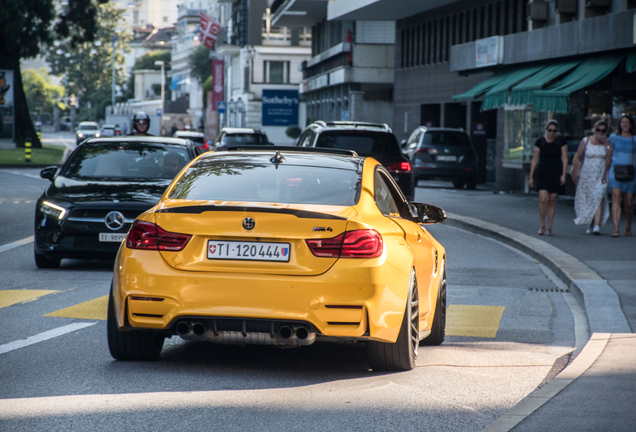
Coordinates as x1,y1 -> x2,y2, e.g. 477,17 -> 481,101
0,290 -> 58,309
0,322 -> 97,355
446,305 -> 505,338
44,296 -> 109,320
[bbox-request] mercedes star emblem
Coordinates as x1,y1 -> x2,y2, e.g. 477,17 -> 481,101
242,217 -> 255,230
105,211 -> 125,231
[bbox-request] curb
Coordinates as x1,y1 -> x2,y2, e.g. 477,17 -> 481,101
445,212 -> 630,334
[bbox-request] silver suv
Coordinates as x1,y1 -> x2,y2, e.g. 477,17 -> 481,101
402,127 -> 478,190
296,121 -> 414,200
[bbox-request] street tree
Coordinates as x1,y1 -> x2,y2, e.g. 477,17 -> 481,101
47,2 -> 131,120
22,68 -> 65,115
188,45 -> 212,85
0,0 -> 108,148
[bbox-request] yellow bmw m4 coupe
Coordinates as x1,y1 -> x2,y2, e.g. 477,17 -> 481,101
108,147 -> 447,371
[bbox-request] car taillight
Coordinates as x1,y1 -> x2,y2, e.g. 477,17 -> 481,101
199,141 -> 210,151
416,147 -> 437,154
306,229 -> 383,258
385,162 -> 412,173
126,221 -> 191,251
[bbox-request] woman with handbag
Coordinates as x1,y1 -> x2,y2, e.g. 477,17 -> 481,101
572,121 -> 611,234
608,115 -> 636,237
529,120 -> 568,236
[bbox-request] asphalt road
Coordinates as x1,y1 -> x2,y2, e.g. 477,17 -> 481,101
0,170 -> 581,431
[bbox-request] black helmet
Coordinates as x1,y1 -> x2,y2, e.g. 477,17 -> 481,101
132,112 -> 150,132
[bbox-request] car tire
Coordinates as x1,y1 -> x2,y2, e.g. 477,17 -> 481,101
366,270 -> 418,371
34,250 -> 61,269
466,180 -> 477,190
107,284 -> 164,361
421,264 -> 446,346
452,180 -> 465,189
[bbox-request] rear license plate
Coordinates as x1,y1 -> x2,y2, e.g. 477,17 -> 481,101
207,240 -> 291,262
99,233 -> 127,242
437,155 -> 457,162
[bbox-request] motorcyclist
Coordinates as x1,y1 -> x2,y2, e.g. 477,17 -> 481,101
129,112 -> 153,136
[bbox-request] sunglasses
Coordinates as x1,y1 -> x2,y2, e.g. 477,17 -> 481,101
547,129 -> 557,133
595,128 -> 606,133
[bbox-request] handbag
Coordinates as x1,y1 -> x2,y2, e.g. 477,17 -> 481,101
614,136 -> 635,182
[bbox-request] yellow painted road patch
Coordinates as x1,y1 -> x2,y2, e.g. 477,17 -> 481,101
0,290 -> 58,309
44,296 -> 108,321
446,305 -> 505,338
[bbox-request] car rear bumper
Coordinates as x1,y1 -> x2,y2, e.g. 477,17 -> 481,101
113,248 -> 414,343
413,165 -> 477,181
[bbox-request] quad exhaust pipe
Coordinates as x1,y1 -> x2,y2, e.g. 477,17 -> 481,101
175,320 -> 316,346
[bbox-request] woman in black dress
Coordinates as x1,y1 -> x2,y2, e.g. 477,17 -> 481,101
529,120 -> 568,236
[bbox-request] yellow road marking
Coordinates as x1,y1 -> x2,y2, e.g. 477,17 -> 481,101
0,290 -> 58,309
44,296 -> 109,321
446,305 -> 505,338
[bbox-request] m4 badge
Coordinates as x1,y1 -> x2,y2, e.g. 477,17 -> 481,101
313,227 -> 333,232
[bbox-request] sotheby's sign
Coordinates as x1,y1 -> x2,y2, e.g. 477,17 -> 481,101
262,89 -> 298,126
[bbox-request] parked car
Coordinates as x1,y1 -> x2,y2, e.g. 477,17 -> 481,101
173,130 -> 211,152
107,146 -> 447,371
34,136 -> 206,269
213,127 -> 271,151
402,127 -> 478,189
76,121 -> 101,144
296,121 -> 414,200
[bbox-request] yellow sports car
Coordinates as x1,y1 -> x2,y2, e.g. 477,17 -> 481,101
108,147 -> 447,371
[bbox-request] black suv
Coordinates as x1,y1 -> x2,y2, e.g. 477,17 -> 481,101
402,127 -> 478,189
296,121 -> 414,200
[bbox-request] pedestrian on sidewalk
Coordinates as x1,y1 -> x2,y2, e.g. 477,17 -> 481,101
608,115 -> 636,237
572,120 -> 612,235
529,120 -> 568,236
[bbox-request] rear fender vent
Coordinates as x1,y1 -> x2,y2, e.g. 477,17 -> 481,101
528,287 -> 570,293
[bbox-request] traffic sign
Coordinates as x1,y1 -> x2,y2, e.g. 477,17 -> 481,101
156,108 -> 162,116
217,101 -> 226,113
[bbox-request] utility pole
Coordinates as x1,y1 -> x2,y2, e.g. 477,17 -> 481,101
154,60 -> 165,136
112,34 -> 116,111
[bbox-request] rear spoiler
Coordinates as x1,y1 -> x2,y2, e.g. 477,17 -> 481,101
223,145 -> 358,157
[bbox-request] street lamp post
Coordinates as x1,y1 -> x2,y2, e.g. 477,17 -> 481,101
112,35 -> 116,111
154,60 -> 165,135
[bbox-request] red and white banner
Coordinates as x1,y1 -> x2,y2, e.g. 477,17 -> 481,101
200,12 -> 221,50
211,59 -> 224,111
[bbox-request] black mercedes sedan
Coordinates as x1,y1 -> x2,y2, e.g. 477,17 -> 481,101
34,137 -> 204,268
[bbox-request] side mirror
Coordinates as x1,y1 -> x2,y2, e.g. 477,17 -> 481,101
400,139 -> 408,150
40,166 -> 58,182
410,202 -> 446,224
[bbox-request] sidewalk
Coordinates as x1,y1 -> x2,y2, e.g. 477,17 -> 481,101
417,182 -> 635,431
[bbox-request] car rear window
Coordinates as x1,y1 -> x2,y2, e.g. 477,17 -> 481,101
220,134 -> 269,145
423,132 -> 471,147
169,162 -> 360,206
63,143 -> 190,180
314,131 -> 401,157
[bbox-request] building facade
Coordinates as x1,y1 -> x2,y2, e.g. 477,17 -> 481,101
215,0 -> 311,145
325,0 -> 636,190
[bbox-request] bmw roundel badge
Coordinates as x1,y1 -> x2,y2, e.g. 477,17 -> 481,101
242,217 -> 255,230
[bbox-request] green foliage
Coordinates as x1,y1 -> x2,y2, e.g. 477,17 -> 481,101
22,68 -> 64,114
47,3 -> 131,107
127,51 -> 171,100
202,76 -> 212,108
188,45 -> 212,85
285,125 -> 302,139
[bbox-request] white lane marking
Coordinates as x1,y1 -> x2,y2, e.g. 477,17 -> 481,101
0,322 -> 97,355
0,236 -> 34,253
0,169 -> 47,180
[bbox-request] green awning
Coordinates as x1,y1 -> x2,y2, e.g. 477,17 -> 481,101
480,66 -> 545,110
627,52 -> 636,73
508,61 -> 580,106
452,71 -> 510,100
532,56 -> 623,113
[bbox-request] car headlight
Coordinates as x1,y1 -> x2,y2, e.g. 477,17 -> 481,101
77,132 -> 84,138
41,201 -> 68,220
95,132 -> 100,137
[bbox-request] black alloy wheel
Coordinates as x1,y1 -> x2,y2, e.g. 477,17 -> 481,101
421,264 -> 446,346
452,180 -> 465,189
366,270 -> 419,371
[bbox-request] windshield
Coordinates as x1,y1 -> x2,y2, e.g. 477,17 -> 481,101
423,132 -> 471,147
62,142 -> 190,180
78,124 -> 99,131
315,131 -> 402,157
220,134 -> 269,146
169,162 -> 360,206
